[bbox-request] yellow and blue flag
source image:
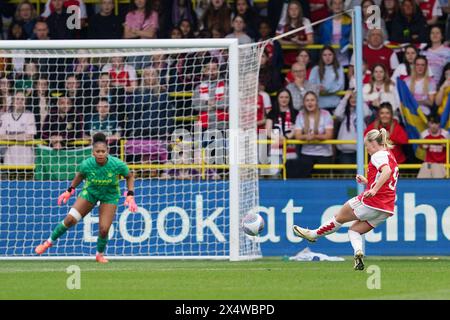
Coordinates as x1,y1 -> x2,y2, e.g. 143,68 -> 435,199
440,92 -> 450,130
396,79 -> 428,159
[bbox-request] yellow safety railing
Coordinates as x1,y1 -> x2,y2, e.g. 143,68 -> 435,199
1,138 -> 449,179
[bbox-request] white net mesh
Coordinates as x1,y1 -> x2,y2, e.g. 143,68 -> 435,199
0,41 -> 261,259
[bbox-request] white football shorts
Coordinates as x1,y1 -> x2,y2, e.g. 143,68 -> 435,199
347,196 -> 390,228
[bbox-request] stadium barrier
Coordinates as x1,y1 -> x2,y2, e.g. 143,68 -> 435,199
0,138 -> 448,178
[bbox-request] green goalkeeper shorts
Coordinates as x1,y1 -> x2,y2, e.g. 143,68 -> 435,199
79,189 -> 120,205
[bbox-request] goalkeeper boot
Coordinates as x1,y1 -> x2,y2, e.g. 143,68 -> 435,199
354,250 -> 365,271
35,240 -> 52,255
293,225 -> 317,242
96,253 -> 109,264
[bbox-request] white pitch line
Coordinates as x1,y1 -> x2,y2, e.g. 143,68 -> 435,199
0,267 -> 285,273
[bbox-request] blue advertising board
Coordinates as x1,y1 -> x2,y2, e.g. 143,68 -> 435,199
0,180 -> 449,257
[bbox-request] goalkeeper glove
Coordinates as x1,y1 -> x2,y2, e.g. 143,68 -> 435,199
124,191 -> 138,212
58,187 -> 75,205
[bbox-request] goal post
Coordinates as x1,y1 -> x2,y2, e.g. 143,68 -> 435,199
0,39 -> 262,260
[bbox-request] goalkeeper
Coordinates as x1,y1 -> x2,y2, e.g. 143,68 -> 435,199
35,132 -> 138,263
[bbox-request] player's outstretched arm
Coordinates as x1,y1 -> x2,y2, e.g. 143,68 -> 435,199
57,172 -> 84,205
124,172 -> 138,212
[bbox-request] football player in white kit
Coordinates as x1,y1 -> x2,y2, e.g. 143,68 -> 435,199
293,128 -> 399,270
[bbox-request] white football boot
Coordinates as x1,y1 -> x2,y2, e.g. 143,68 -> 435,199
293,225 -> 317,242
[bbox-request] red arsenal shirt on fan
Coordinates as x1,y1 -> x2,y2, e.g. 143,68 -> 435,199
358,150 -> 399,215
421,129 -> 449,163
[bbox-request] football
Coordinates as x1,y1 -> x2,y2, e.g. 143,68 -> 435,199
242,213 -> 265,236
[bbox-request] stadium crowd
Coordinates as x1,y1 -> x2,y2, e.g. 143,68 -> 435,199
0,0 -> 449,179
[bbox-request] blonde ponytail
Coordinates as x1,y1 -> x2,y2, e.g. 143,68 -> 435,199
365,128 -> 394,149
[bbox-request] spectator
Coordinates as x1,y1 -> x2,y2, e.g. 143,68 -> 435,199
257,87 -> 272,132
84,99 -> 121,155
101,56 -> 137,93
0,0 -> 16,40
391,44 -> 419,84
309,0 -> 329,23
276,0 -> 314,66
363,63 -> 400,120
225,14 -> 253,44
334,91 -> 371,169
309,46 -> 345,113
422,25 -> 450,82
201,0 -> 232,35
232,0 -> 260,40
436,62 -> 450,116
210,25 -> 225,38
14,60 -> 38,98
63,74 -> 90,114
41,0 -> 88,20
69,52 -> 99,90
349,28 -> 400,79
29,76 -> 50,138
41,95 -> 83,149
0,91 -> 36,166
365,102 -> 408,163
257,19 -> 284,70
417,0 -> 443,26
267,0 -> 310,33
318,0 -> 353,66
192,60 -> 228,130
88,0 -> 123,39
285,49 -> 313,83
258,50 -> 283,94
171,0 -> 198,33
418,114 -> 449,178
265,88 -> 298,177
194,0 -> 209,31
294,91 -> 334,178
169,26 -> 183,39
147,53 -> 171,90
348,58 -> 372,90
124,0 -> 159,39
178,18 -> 196,38
381,0 -> 401,38
126,66 -> 174,165
0,76 -> 12,114
286,62 -> 319,110
45,0 -> 77,39
32,19 -> 50,40
390,0 -> 429,44
361,0 -> 388,42
13,0 -> 37,39
405,55 -> 437,116
7,21 -> 27,40
92,73 -> 126,128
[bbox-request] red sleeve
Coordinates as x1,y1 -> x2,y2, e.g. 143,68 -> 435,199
391,122 -> 409,144
364,123 -> 374,135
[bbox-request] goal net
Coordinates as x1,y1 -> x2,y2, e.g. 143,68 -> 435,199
0,39 -> 262,260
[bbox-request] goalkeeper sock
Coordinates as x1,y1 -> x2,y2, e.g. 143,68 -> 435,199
96,236 -> 108,254
313,217 -> 342,238
348,230 -> 363,255
48,221 -> 69,243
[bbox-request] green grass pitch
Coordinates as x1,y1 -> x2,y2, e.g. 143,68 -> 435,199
0,257 -> 449,299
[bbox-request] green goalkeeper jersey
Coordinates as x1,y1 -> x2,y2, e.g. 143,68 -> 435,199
77,155 -> 129,204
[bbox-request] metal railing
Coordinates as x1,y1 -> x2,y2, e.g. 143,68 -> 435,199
1,138 -> 448,179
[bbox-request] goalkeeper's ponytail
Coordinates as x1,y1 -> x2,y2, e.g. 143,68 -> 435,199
92,132 -> 107,146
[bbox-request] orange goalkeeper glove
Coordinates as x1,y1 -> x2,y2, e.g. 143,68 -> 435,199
57,187 -> 75,205
124,191 -> 138,212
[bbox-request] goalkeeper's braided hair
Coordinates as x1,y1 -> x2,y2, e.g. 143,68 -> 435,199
92,132 -> 107,147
